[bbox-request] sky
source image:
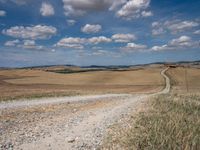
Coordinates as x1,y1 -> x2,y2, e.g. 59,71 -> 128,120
0,0 -> 200,67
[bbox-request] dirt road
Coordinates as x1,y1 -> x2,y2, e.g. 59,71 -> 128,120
0,68 -> 170,150
154,67 -> 170,95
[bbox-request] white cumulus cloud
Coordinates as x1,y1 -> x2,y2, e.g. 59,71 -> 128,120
81,24 -> 102,34
2,25 -> 57,39
56,36 -> 112,49
57,43 -> 84,49
151,35 -> 199,51
169,35 -> 192,47
122,42 -> 147,52
112,33 -> 136,43
152,20 -> 199,36
151,45 -> 170,51
20,40 -> 45,50
116,0 -> 151,20
166,20 -> 199,32
4,39 -> 46,50
4,39 -> 20,46
55,37 -> 86,49
40,2 -> 55,17
141,11 -> 153,17
88,36 -> 112,44
126,42 -> 147,49
56,37 -> 86,44
62,0 -> 152,20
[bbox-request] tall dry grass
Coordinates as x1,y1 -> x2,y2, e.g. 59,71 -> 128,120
102,94 -> 200,150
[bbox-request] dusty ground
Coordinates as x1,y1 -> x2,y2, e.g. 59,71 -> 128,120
0,68 -> 170,150
0,67 -> 163,101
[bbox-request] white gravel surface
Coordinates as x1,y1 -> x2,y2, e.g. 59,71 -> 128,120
0,94 -> 131,110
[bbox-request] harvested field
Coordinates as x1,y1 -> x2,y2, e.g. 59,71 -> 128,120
0,67 -> 164,101
167,67 -> 200,93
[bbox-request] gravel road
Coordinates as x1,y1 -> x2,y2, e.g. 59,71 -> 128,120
0,94 -> 131,110
0,68 -> 170,150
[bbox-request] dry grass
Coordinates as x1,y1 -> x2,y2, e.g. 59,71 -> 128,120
0,67 -> 164,101
102,93 -> 200,150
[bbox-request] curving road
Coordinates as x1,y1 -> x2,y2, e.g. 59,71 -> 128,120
0,68 -> 171,150
160,67 -> 170,94
152,67 -> 170,95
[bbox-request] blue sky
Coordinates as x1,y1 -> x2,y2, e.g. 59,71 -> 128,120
0,0 -> 200,67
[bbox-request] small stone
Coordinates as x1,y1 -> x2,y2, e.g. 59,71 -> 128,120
67,137 -> 75,143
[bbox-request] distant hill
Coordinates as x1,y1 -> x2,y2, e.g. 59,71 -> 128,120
0,60 -> 200,70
